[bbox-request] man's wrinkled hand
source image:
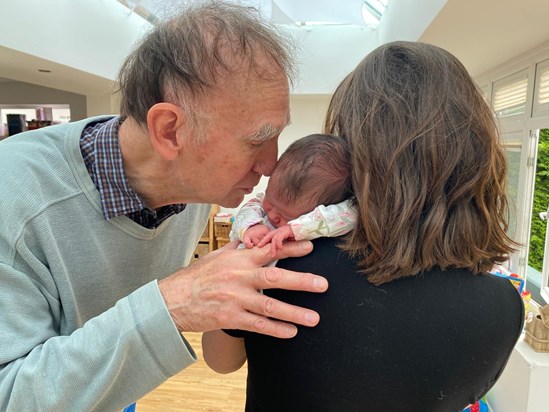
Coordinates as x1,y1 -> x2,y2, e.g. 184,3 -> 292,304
158,240 -> 327,339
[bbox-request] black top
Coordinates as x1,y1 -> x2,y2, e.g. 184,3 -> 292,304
227,237 -> 524,412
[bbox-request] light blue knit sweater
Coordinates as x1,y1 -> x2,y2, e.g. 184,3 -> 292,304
0,117 -> 211,411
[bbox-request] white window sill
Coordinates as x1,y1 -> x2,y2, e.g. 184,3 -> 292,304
486,335 -> 549,412
541,286 -> 549,304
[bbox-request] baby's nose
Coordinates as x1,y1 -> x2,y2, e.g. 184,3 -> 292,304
270,214 -> 281,225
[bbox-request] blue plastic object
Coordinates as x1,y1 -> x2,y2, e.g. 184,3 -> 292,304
122,403 -> 136,412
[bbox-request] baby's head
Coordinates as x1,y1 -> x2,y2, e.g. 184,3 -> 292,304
264,133 -> 351,227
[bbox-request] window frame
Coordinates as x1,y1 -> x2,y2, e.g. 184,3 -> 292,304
477,40 -> 549,304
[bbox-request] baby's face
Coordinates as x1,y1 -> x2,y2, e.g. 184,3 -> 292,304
263,187 -> 314,228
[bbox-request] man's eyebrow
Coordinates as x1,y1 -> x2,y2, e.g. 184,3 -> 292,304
248,123 -> 284,143
248,112 -> 291,143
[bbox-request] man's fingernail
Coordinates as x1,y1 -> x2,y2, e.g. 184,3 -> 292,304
284,325 -> 297,337
305,312 -> 320,326
313,277 -> 328,290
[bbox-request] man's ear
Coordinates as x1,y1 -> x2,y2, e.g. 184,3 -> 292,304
146,103 -> 188,161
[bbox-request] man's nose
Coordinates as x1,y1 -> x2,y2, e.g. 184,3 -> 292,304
252,139 -> 278,176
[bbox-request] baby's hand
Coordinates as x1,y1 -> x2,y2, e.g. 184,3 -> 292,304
243,224 -> 271,248
257,225 -> 295,257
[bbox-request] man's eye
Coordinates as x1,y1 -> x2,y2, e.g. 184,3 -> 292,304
249,139 -> 265,147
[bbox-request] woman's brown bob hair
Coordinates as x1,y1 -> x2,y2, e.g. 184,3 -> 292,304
325,41 -> 517,285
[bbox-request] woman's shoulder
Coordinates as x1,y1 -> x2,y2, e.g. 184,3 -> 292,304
418,266 -> 524,311
277,238 -> 523,329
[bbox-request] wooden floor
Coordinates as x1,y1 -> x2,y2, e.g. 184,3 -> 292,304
137,332 -> 247,412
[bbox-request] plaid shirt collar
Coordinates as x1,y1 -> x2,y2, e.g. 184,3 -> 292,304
80,117 -> 186,228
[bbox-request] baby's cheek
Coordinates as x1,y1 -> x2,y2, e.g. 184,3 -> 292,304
267,213 -> 281,228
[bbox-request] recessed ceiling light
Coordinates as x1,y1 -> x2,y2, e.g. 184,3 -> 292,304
38,69 -> 51,73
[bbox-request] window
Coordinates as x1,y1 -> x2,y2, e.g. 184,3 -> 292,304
481,48 -> 549,305
540,214 -> 549,303
524,128 -> 549,304
0,108 -> 36,137
117,0 -> 390,27
479,84 -> 489,100
362,0 -> 389,25
533,58 -> 549,117
492,70 -> 529,118
0,105 -> 71,138
503,141 -> 523,238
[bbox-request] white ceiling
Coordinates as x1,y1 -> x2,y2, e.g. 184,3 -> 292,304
1,0 -> 549,96
0,47 -> 115,96
419,0 -> 549,79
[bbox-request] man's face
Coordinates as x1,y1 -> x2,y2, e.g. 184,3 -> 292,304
177,71 -> 290,208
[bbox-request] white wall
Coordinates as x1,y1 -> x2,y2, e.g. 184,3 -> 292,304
0,0 -> 150,81
220,94 -> 331,215
0,79 -> 87,120
86,94 -> 118,117
379,0 -> 447,44
285,25 -> 379,94
0,79 -> 116,119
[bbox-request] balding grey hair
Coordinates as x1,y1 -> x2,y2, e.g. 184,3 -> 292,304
116,0 -> 296,137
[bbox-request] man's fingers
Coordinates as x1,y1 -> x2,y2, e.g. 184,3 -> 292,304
236,292 -> 320,334
237,311 -> 299,338
256,293 -> 320,327
255,266 -> 328,294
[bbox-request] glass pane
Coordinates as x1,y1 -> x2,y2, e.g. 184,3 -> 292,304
538,69 -> 549,105
504,145 -> 522,237
1,108 -> 36,126
363,0 -> 389,23
533,58 -> 549,117
492,71 -> 528,118
526,128 -> 549,302
52,108 -> 71,123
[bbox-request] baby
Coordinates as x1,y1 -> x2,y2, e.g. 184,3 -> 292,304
230,133 -> 357,255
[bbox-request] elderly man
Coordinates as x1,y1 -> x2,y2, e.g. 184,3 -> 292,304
0,2 -> 327,410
